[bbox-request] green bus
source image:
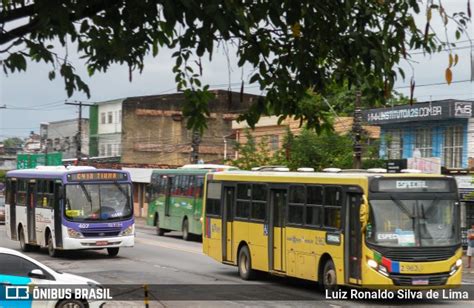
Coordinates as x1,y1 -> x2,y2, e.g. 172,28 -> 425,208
147,165 -> 237,240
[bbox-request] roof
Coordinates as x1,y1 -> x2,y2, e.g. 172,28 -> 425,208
209,170 -> 449,180
7,166 -> 129,178
152,169 -> 211,176
122,167 -> 153,183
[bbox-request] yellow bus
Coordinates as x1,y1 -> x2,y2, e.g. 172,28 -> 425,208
202,171 -> 462,290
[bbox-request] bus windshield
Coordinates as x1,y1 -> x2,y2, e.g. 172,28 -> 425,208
366,197 -> 459,247
65,183 -> 132,221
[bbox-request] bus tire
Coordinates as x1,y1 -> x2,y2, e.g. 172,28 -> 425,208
182,218 -> 190,241
47,232 -> 59,258
238,245 -> 256,280
107,247 -> 120,257
322,259 -> 338,291
156,215 -> 166,236
19,226 -> 32,252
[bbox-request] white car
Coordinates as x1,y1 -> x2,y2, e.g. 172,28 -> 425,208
0,247 -> 106,307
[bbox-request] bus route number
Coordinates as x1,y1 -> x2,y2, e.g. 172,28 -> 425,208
79,224 -> 90,229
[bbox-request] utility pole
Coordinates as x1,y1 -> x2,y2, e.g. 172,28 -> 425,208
190,130 -> 201,164
65,100 -> 94,163
352,91 -> 362,169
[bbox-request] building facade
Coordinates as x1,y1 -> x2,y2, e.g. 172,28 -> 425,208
233,116 -> 380,158
362,99 -> 473,171
40,119 -> 89,159
121,91 -> 260,166
89,98 -> 123,158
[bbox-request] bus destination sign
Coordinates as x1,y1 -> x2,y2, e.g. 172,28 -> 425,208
373,179 -> 451,192
69,172 -> 127,182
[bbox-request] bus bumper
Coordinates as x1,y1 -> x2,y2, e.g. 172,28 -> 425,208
62,235 -> 134,250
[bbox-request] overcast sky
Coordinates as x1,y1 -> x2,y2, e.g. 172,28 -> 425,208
0,0 -> 473,139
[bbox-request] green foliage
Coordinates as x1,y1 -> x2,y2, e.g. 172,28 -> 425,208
0,0 -> 469,133
2,137 -> 23,149
230,129 -> 279,170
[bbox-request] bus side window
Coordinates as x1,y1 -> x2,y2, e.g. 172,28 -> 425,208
195,176 -> 204,198
187,176 -> 195,197
35,180 -> 44,207
323,186 -> 342,229
17,180 -> 26,206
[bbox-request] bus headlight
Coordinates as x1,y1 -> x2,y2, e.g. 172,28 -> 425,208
67,228 -> 83,238
450,259 -> 462,276
367,259 -> 378,269
120,225 -> 134,236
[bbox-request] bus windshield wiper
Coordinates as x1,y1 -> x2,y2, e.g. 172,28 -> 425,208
114,181 -> 129,199
390,196 -> 415,220
79,182 -> 92,204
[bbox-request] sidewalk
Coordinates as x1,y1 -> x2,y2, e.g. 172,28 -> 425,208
462,253 -> 474,283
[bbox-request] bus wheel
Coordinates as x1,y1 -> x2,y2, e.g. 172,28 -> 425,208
47,233 -> 59,258
238,245 -> 256,280
19,227 -> 31,252
322,260 -> 338,291
182,219 -> 190,241
107,247 -> 120,257
156,216 -> 165,236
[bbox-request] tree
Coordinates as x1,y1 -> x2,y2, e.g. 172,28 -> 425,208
1,1 -> 469,132
2,137 -> 23,149
231,129 -> 279,170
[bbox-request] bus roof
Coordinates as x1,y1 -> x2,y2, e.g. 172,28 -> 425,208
179,164 -> 238,171
152,168 -> 211,176
6,166 -> 129,179
208,170 -> 451,181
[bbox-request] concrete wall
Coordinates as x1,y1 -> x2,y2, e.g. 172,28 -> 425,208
44,119 -> 89,159
121,91 -> 260,166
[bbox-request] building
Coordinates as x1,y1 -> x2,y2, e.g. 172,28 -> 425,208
22,131 -> 41,153
40,119 -> 89,159
232,116 -> 380,157
122,167 -> 153,218
121,91 -> 261,166
362,99 -> 473,171
89,98 -> 123,158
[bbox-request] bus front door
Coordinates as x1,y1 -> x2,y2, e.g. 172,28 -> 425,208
346,193 -> 362,284
26,182 -> 36,243
222,186 -> 234,262
269,189 -> 286,272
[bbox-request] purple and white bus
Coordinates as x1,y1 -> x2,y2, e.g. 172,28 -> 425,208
5,166 -> 134,257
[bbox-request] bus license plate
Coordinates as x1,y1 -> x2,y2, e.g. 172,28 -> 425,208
412,279 -> 429,285
96,241 -> 108,246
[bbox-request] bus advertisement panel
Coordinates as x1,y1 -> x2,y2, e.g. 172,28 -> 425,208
202,171 -> 462,290
5,166 -> 134,257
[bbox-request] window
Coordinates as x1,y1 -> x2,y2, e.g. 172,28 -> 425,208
270,135 -> 279,151
206,182 -> 222,216
443,126 -> 463,168
306,186 -> 323,226
324,187 -> 342,228
251,184 -> 267,220
17,180 -> 26,206
236,184 -> 251,219
385,129 -> 403,159
106,144 -> 112,156
0,254 -> 39,277
99,144 -> 105,156
108,111 -> 113,124
415,127 -> 432,157
288,185 -> 305,224
101,112 -> 106,124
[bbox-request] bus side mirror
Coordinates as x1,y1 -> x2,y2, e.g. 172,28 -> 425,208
360,196 -> 369,230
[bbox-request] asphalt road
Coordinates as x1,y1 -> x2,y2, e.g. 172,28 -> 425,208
1,224 -> 473,307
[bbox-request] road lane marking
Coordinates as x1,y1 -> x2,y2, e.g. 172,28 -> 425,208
135,237 -> 203,255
